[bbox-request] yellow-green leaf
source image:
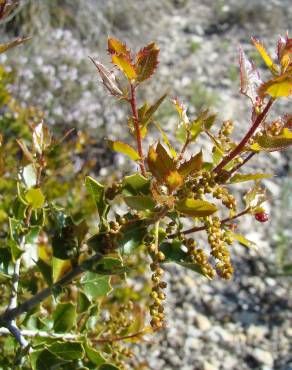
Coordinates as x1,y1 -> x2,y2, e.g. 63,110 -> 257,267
165,170 -> 184,191
107,140 -> 140,161
178,151 -> 203,177
229,173 -> 273,183
251,37 -> 279,75
112,54 -> 137,80
259,74 -> 292,98
227,231 -> 257,249
176,198 -> 217,217
124,195 -> 156,211
108,37 -> 129,56
25,188 -> 45,209
154,122 -> 177,158
251,128 -> 292,150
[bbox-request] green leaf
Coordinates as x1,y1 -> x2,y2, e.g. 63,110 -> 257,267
77,291 -> 91,313
107,140 -> 140,161
99,364 -> 120,370
251,128 -> 292,151
52,257 -> 71,283
84,256 -> 127,275
36,259 -> 53,286
8,239 -> 23,261
31,349 -> 66,370
85,176 -> 108,219
48,341 -> 84,361
25,226 -> 41,244
136,42 -> 159,82
84,342 -> 106,366
227,231 -> 257,249
229,173 -> 273,183
81,272 -> 112,299
142,93 -> 167,126
124,195 -> 156,211
25,188 -> 45,209
53,303 -> 77,333
178,151 -> 203,177
20,164 -> 37,189
154,122 -> 177,158
159,240 -> 208,277
176,198 -> 217,217
118,220 -> 147,254
122,173 -> 150,196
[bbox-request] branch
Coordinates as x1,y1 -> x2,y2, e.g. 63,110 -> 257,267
213,98 -> 274,174
0,253 -> 103,325
129,83 -> 147,176
169,208 -> 251,237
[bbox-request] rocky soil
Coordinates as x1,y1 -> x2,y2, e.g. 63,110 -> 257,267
1,1 -> 292,369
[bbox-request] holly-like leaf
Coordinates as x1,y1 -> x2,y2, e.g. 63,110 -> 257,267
84,256 -> 127,275
81,272 -> 112,300
31,349 -> 66,370
136,42 -> 159,82
112,54 -> 137,80
154,122 -> 177,158
118,220 -> 147,254
122,173 -> 150,196
147,143 -> 175,181
36,258 -> 53,286
48,342 -> 84,361
0,37 -> 30,54
229,173 -> 273,183
90,57 -> 124,97
178,151 -> 203,177
251,128 -> 292,150
84,342 -> 106,366
227,231 -> 257,249
258,73 -> 292,98
124,195 -> 156,211
165,170 -> 184,191
108,37 -> 130,57
85,176 -> 108,219
277,34 -> 292,72
176,198 -> 217,217
25,188 -> 45,209
107,140 -> 140,161
239,47 -> 262,105
53,302 -> 77,333
251,37 -> 279,75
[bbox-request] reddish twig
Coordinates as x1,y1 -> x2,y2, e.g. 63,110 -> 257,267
129,83 -> 147,176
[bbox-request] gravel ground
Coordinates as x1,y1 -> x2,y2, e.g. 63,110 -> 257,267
2,1 -> 292,369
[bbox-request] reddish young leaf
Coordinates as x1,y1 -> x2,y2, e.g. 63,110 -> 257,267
178,151 -> 203,177
135,42 -> 160,82
277,34 -> 292,72
165,170 -> 184,192
251,37 -> 279,75
239,47 -> 262,105
108,37 -> 130,57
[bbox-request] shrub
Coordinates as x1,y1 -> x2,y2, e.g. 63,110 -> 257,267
0,2 -> 292,368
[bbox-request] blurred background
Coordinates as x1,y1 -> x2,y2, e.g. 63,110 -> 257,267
1,1 -> 291,369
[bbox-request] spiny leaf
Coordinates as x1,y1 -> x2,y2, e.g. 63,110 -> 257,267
0,37 -> 31,54
48,342 -> 84,361
53,302 -> 77,333
107,140 -> 140,161
277,35 -> 292,72
122,173 -> 150,196
124,195 -> 156,211
154,122 -> 177,158
176,198 -> 217,217
251,37 -> 279,75
258,73 -> 292,98
25,188 -> 45,209
251,128 -> 292,150
239,47 -> 262,105
85,176 -> 108,219
229,173 -> 273,183
147,143 -> 175,181
108,37 -> 130,57
136,42 -> 160,82
112,54 -> 137,80
178,151 -> 203,177
81,272 -> 112,299
189,110 -> 211,141
90,57 -> 123,97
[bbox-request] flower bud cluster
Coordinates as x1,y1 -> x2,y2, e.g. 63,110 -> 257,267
205,217 -> 234,279
105,181 -> 123,200
144,234 -> 167,330
185,238 -> 215,278
212,185 -> 236,210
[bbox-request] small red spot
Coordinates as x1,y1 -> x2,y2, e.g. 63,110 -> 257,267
255,212 -> 269,223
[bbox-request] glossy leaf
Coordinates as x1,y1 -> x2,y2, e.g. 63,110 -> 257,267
251,37 -> 279,75
25,188 -> 45,209
85,176 -> 108,219
84,342 -> 106,366
31,349 -> 66,370
122,173 -> 150,196
176,198 -> 217,217
84,256 -> 127,275
124,195 -> 156,211
118,220 -> 147,254
108,37 -> 129,56
112,54 -> 137,80
259,73 -> 292,98
36,259 -> 53,286
52,257 -> 72,282
251,128 -> 292,150
48,342 -> 84,361
107,140 -> 140,161
178,151 -> 203,177
227,231 -> 257,249
147,142 -> 176,182
53,302 -> 77,333
81,272 -> 112,299
77,291 -> 91,313
98,364 -> 120,370
165,170 -> 184,191
136,42 -> 159,82
229,173 -> 273,183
